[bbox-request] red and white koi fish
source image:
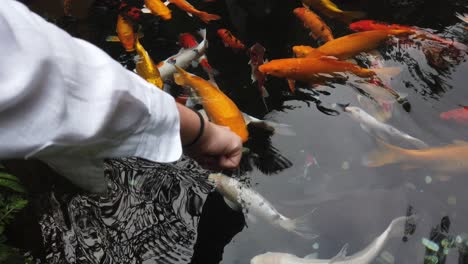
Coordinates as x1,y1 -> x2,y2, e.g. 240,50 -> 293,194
178,32 -> 216,81
248,43 -> 269,110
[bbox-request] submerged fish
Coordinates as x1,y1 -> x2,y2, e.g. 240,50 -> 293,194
159,29 -> 208,80
259,57 -> 399,86
143,0 -> 172,20
294,7 -> 334,43
302,0 -> 365,24
168,0 -> 220,23
440,107 -> 468,125
457,13 -> 468,29
173,67 -> 249,142
293,30 -> 413,60
350,20 -> 467,50
248,43 -> 269,109
365,139 -> 468,173
135,38 -> 164,88
217,29 -> 246,50
342,105 -> 428,149
251,216 -> 409,264
178,32 -> 216,81
208,173 -> 317,239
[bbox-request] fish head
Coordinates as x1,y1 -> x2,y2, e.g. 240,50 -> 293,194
349,20 -> 375,31
292,45 -> 314,58
293,7 -> 306,18
258,60 -> 289,77
179,33 -> 198,49
251,252 -> 293,264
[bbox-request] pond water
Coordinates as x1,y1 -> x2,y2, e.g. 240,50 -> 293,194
8,0 -> 468,263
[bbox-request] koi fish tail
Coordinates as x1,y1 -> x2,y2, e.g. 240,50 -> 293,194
278,209 -> 318,240
339,10 -> 366,24
363,139 -> 405,167
197,11 -> 221,24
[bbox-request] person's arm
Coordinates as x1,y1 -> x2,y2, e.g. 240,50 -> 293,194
0,0 -> 242,192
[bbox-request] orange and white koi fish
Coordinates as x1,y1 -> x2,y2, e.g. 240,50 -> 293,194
217,29 -> 246,50
142,0 -> 172,20
293,30 -> 413,60
115,15 -> 136,52
294,7 -> 334,43
135,38 -> 164,89
159,29 -> 208,81
168,0 -> 220,23
173,66 -> 249,142
302,0 -> 365,24
365,140 -> 468,173
178,32 -> 216,81
259,57 -> 399,86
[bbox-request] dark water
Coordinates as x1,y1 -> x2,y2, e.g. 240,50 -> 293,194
7,0 -> 468,263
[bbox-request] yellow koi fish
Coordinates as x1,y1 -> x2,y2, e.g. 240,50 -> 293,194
135,38 -> 164,89
302,0 -> 365,24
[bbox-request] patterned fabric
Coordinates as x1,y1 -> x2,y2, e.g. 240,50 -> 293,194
39,157 -> 213,264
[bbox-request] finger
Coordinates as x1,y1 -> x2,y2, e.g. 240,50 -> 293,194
219,147 -> 242,169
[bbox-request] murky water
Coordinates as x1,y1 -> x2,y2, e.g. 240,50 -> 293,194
7,0 -> 468,263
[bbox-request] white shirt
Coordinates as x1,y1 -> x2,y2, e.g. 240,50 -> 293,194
0,0 -> 182,192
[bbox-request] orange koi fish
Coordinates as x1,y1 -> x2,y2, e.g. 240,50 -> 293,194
143,0 -> 172,20
302,0 -> 365,24
294,7 -> 334,43
294,30 -> 412,60
350,20 -> 466,48
259,57 -> 399,87
168,0 -> 220,23
440,107 -> 468,125
173,66 -> 249,142
292,45 -> 316,58
217,29 -> 245,50
135,38 -> 164,89
365,140 -> 468,173
116,15 -> 136,52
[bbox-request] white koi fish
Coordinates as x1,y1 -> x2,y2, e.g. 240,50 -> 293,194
251,216 -> 409,264
341,105 -> 428,149
208,173 -> 317,239
158,29 -> 208,80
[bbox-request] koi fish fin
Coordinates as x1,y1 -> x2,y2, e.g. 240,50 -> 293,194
277,209 -> 319,240
186,12 -> 194,17
372,67 -> 402,84
330,243 -> 348,263
363,139 -> 405,167
197,11 -> 221,24
141,7 -> 151,13
198,28 -> 207,44
164,1 -> 170,6
340,10 -> 366,24
223,197 -> 242,211
261,86 -> 269,98
287,79 -> 296,93
105,35 -> 120,42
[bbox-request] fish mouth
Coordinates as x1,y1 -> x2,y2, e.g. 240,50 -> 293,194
337,103 -> 350,111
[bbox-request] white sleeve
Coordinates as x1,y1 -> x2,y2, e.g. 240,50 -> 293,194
0,0 -> 182,192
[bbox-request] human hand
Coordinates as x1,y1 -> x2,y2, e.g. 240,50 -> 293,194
184,121 -> 243,170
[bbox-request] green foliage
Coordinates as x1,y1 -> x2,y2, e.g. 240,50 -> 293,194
0,167 -> 31,263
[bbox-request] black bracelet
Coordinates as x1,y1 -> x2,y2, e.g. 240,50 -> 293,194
183,110 -> 205,148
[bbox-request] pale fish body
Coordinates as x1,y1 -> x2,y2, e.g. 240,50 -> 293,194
208,174 -> 316,239
158,29 -> 208,80
344,106 -> 428,149
251,216 -> 408,264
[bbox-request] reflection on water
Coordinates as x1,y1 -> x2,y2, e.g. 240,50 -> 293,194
39,157 -> 212,264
